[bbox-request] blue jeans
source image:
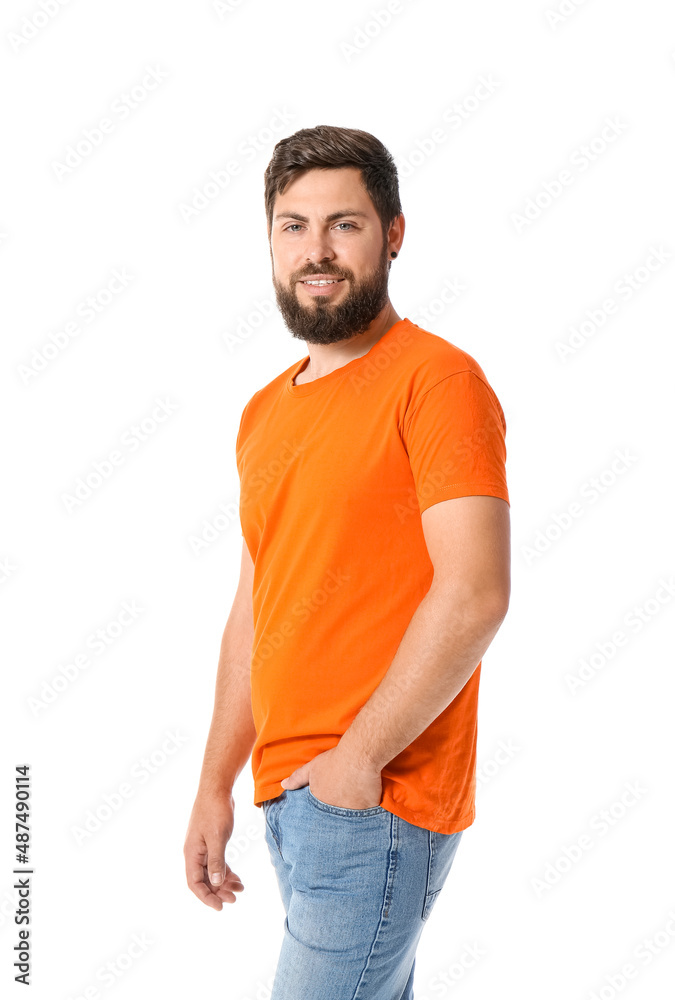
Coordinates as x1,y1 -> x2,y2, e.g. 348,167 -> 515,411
262,786 -> 464,1000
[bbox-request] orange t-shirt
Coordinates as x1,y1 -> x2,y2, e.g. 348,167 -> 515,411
235,318 -> 509,834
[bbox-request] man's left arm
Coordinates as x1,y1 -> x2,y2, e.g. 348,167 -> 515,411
338,494 -> 510,769
280,494 -> 510,806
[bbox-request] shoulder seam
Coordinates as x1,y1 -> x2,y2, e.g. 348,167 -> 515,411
405,368 -> 495,425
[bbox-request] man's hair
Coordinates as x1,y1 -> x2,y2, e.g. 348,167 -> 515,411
264,125 -> 402,239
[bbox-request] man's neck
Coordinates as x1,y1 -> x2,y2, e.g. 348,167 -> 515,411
294,304 -> 403,385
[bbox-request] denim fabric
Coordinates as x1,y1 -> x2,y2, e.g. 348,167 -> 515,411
262,786 -> 463,999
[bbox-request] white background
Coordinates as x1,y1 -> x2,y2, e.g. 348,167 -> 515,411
2,1 -> 674,998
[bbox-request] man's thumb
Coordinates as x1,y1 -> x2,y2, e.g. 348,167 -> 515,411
208,850 -> 226,885
280,765 -> 305,789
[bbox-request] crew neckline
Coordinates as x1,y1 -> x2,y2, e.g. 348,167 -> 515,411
286,318 -> 413,397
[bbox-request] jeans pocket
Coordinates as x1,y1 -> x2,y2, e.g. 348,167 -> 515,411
421,829 -> 463,921
306,785 -> 385,815
422,888 -> 442,921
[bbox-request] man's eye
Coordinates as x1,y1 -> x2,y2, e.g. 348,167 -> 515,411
284,223 -> 354,232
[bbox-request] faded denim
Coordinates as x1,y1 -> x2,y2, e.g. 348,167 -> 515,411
262,785 -> 463,1000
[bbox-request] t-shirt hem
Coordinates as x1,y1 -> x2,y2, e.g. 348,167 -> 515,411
254,783 -> 475,836
381,797 -> 475,835
255,784 -> 285,808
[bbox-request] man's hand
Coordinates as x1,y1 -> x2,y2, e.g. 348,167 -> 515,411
280,745 -> 383,810
183,791 -> 245,911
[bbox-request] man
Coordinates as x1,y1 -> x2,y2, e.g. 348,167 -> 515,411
184,125 -> 511,999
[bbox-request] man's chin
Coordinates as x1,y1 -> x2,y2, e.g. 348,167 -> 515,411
273,269 -> 390,343
274,295 -> 343,342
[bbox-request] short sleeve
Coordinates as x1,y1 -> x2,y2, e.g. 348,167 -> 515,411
402,370 -> 509,515
235,395 -> 254,480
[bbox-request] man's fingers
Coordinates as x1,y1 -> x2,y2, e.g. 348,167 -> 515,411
218,867 -> 244,895
187,864 -> 242,908
186,861 -> 224,909
184,841 -> 228,907
184,830 -> 244,908
225,865 -> 244,887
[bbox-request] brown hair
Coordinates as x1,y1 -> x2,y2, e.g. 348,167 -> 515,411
264,125 -> 402,239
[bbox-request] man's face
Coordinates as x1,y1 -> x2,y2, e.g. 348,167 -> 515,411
269,166 -> 392,345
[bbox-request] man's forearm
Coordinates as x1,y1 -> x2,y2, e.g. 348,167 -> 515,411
198,620 -> 257,796
337,583 -> 508,772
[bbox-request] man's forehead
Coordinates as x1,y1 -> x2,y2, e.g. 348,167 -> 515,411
272,169 -> 374,223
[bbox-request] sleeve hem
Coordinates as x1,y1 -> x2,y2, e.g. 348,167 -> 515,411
418,484 -> 510,514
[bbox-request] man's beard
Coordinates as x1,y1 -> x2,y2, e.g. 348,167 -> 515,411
272,237 -> 391,345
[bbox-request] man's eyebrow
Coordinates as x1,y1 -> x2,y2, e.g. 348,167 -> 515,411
273,209 -> 370,224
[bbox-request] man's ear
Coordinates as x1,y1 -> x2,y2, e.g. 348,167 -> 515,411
388,211 -> 405,251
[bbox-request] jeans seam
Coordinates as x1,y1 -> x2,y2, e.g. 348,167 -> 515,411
264,794 -> 285,858
351,812 -> 400,1000
422,829 -> 435,921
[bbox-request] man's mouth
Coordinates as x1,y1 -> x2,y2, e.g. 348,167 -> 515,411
299,278 -> 345,285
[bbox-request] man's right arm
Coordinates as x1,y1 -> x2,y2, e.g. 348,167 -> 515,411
183,539 -> 256,911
